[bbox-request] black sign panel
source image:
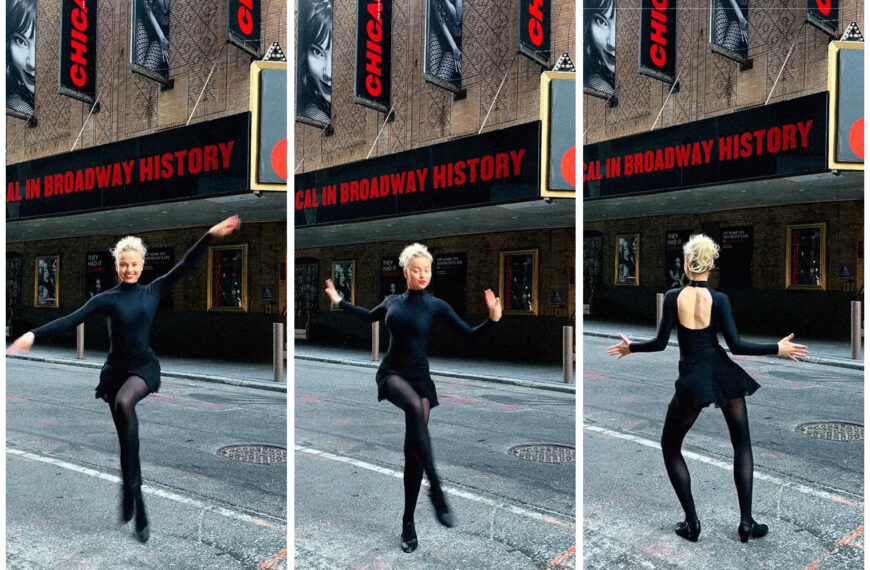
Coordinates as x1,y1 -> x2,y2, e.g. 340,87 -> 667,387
227,0 -> 261,56
86,251 -> 114,298
639,0 -> 675,84
355,0 -> 392,113
6,113 -> 249,221
584,92 -> 828,199
380,256 -> 405,298
518,0 -> 550,66
141,246 -> 175,309
295,121 -> 540,227
59,0 -> 98,104
719,226 -> 753,289
665,230 -> 691,288
806,0 -> 838,37
433,252 -> 466,317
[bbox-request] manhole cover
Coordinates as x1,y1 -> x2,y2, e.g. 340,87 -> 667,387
217,445 -> 287,464
797,422 -> 863,441
509,444 -> 575,463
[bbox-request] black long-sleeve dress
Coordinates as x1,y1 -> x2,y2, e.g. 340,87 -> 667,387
31,233 -> 212,402
339,289 -> 493,407
629,281 -> 778,409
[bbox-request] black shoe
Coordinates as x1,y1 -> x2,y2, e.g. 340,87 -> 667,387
674,519 -> 701,542
133,486 -> 149,543
430,487 -> 455,528
738,521 -> 768,543
401,521 -> 418,553
119,484 -> 134,524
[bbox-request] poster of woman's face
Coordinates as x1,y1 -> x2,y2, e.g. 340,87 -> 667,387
424,0 -> 463,93
332,261 -> 354,308
583,0 -> 615,97
296,0 -> 333,126
6,0 -> 36,119
710,0 -> 749,63
35,256 -> 59,308
131,0 -> 171,82
615,235 -> 638,285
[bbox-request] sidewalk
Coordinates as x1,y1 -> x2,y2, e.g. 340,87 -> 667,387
584,318 -> 864,371
6,344 -> 286,392
293,343 -> 575,393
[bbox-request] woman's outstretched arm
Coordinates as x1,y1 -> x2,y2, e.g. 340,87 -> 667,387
8,295 -> 106,355
326,279 -> 388,322
436,289 -> 500,337
608,290 -> 677,357
717,294 -> 806,359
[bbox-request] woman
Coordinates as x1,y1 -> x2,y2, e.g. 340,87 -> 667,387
324,243 -> 501,553
134,0 -> 170,77
6,0 -> 36,117
583,0 -> 616,96
7,216 -> 241,543
297,0 -> 333,125
427,0 -> 463,84
607,234 -> 806,543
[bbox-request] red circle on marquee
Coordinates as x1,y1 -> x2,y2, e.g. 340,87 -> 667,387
560,146 -> 576,187
849,118 -> 864,159
816,0 -> 831,16
271,138 -> 288,180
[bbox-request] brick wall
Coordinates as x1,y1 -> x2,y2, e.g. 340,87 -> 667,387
6,0 -> 287,164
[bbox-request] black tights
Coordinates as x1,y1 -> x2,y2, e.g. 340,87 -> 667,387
109,376 -> 151,489
384,375 -> 437,524
661,397 -> 756,525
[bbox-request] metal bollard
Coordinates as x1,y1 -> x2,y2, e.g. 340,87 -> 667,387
851,301 -> 862,360
273,323 -> 284,382
563,325 -> 574,384
76,324 -> 85,360
656,293 -> 664,329
372,322 -> 380,361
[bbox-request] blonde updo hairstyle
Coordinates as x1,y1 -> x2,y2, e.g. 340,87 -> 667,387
399,243 -> 433,268
111,236 -> 147,263
682,234 -> 719,275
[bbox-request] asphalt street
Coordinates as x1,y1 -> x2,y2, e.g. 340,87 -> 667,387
583,336 -> 864,569
6,359 -> 287,570
295,359 -> 577,569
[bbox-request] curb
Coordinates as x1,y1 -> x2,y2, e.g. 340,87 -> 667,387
294,355 -> 576,394
584,330 -> 864,371
9,354 -> 287,393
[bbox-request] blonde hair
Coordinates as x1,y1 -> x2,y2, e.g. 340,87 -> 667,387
399,243 -> 433,267
682,234 -> 719,275
111,236 -> 147,262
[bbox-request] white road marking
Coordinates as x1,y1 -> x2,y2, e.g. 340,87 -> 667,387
7,448 -> 286,533
584,425 -> 863,508
295,444 -> 576,530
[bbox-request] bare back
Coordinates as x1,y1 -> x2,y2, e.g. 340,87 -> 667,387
677,286 -> 713,330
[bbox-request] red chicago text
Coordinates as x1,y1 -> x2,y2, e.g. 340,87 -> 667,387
69,0 -> 90,88
364,0 -> 385,97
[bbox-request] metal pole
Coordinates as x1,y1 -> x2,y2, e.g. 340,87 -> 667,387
851,301 -> 862,360
656,293 -> 665,329
273,323 -> 284,383
372,322 -> 380,361
76,324 -> 85,360
563,326 -> 574,384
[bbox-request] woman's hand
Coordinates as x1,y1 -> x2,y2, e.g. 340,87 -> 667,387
484,289 -> 501,322
209,215 -> 241,238
7,332 -> 35,356
325,280 -> 342,305
606,333 -> 632,359
777,333 -> 808,361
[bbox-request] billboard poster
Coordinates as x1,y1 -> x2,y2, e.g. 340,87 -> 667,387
7,0 -> 37,119
86,251 -> 115,299
806,0 -> 838,37
665,230 -> 691,288
130,0 -> 171,83
228,0 -> 261,56
60,0 -> 98,104
141,246 -> 175,309
719,226 -> 753,289
380,256 -> 405,299
583,0 -> 616,97
433,252 -> 466,317
296,0 -> 333,126
355,0 -> 392,113
639,0 -> 676,84
424,0 -> 463,94
710,0 -> 749,65
518,0 -> 550,66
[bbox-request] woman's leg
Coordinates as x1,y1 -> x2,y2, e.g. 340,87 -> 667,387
112,376 -> 151,539
721,397 -> 756,525
402,397 -> 430,523
661,397 -> 702,522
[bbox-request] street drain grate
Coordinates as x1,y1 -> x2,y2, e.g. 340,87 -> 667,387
796,422 -> 863,441
509,444 -> 575,464
218,445 -> 287,464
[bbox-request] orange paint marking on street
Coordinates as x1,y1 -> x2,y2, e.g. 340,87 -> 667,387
252,519 -> 280,532
259,548 -> 287,569
838,525 -> 864,547
830,496 -> 858,508
549,545 -> 576,567
543,517 -> 570,528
